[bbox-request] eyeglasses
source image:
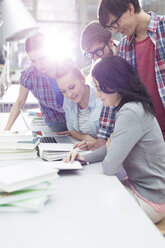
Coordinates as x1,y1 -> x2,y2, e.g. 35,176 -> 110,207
84,43 -> 107,60
106,13 -> 123,30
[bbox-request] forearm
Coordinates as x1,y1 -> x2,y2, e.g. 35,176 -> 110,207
83,145 -> 107,164
92,138 -> 106,150
70,130 -> 96,142
4,100 -> 25,130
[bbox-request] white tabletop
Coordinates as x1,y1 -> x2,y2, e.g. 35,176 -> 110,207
0,114 -> 165,247
0,162 -> 164,248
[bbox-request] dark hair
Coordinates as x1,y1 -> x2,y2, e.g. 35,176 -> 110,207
81,21 -> 112,51
98,0 -> 141,28
92,55 -> 155,116
25,32 -> 46,53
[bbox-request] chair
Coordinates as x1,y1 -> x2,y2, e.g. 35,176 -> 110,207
156,217 -> 165,236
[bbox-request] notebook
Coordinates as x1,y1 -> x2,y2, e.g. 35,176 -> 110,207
0,162 -> 58,192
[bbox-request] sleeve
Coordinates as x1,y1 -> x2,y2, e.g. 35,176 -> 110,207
84,145 -> 107,164
102,107 -> 143,175
19,66 -> 33,91
97,106 -> 116,140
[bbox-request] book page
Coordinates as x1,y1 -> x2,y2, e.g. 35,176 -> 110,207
36,160 -> 83,170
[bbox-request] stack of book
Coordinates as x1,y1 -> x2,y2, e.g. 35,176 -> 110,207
38,143 -> 91,161
0,130 -> 40,160
0,161 -> 59,212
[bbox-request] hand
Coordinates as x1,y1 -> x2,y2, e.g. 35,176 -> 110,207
73,141 -> 88,150
56,131 -> 70,136
73,140 -> 96,151
63,149 -> 85,163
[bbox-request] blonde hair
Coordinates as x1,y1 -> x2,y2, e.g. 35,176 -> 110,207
56,59 -> 84,81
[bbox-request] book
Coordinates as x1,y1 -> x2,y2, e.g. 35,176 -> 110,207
0,130 -> 38,141
0,197 -> 49,212
38,143 -> 91,161
0,136 -> 40,150
0,149 -> 37,160
4,196 -> 50,212
0,162 -> 59,192
0,181 -> 57,205
37,160 -> 83,170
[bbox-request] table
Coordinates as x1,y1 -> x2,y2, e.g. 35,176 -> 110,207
0,161 -> 165,248
0,115 -> 165,248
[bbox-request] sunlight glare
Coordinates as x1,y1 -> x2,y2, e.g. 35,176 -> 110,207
44,31 -> 75,63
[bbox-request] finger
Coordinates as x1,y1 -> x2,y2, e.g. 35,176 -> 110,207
64,151 -> 72,162
77,140 -> 86,148
77,144 -> 87,150
56,131 -> 69,135
73,143 -> 79,149
70,150 -> 79,163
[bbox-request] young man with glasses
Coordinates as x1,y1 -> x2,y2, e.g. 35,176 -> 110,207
78,21 -> 118,150
98,0 -> 165,139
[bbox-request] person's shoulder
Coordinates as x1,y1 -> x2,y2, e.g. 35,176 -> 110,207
117,102 -> 145,118
20,64 -> 36,77
149,11 -> 165,25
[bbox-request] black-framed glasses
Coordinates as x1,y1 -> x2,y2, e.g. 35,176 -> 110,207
84,43 -> 107,60
106,13 -> 123,30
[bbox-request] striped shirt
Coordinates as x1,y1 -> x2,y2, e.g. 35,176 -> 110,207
78,107 -> 90,134
20,65 -> 65,124
117,11 -> 165,109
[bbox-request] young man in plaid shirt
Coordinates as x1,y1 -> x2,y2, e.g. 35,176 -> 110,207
98,0 -> 165,139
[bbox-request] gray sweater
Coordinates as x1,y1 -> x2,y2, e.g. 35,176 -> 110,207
84,102 -> 165,204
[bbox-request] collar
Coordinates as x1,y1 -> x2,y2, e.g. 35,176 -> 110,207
88,85 -> 98,108
68,85 -> 98,110
125,11 -> 158,45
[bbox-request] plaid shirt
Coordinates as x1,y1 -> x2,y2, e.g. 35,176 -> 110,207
20,65 -> 65,124
97,106 -> 117,140
97,11 -> 165,140
117,11 -> 165,109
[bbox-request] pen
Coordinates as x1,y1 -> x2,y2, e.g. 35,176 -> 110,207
75,159 -> 88,165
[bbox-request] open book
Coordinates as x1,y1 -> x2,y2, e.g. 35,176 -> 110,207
38,143 -> 91,161
40,160 -> 83,170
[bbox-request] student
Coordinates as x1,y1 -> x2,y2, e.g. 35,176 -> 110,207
4,32 -> 67,132
77,21 -> 117,150
98,0 -> 165,139
55,61 -> 103,143
64,55 -> 165,224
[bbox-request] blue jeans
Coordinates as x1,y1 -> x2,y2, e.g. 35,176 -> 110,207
46,121 -> 67,132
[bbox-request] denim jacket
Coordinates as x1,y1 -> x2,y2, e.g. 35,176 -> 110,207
63,85 -> 103,137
